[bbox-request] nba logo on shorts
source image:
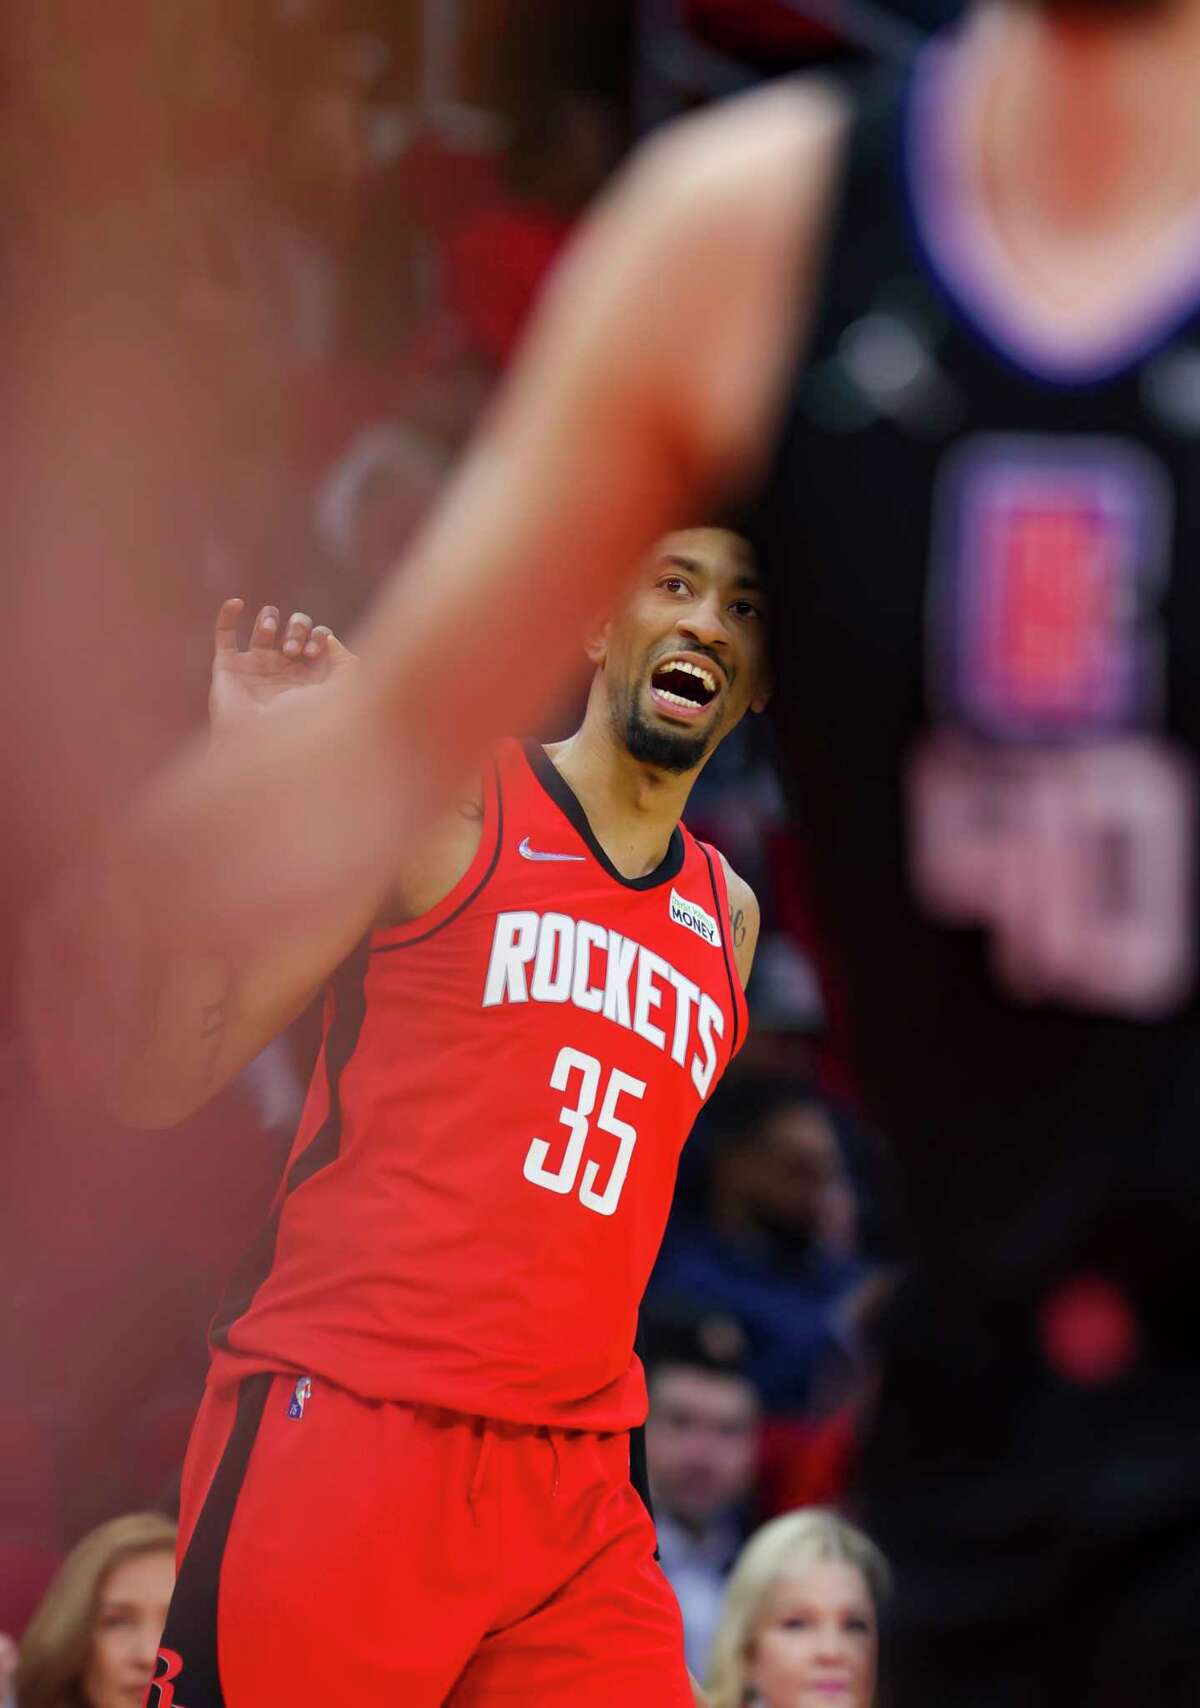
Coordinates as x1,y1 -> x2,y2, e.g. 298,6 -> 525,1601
287,1376 -> 312,1420
926,433 -> 1172,740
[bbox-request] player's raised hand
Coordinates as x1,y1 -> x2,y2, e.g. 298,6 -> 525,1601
209,598 -> 356,737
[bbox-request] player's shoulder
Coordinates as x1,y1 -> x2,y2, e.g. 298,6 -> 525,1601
715,849 -> 760,928
624,75 -> 851,240
713,848 -> 761,989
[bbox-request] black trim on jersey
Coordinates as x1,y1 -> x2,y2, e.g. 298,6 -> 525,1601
630,1316 -> 658,1556
371,756 -> 504,953
522,740 -> 685,890
629,1422 -> 656,1534
210,940 -> 372,1348
700,843 -> 741,1058
152,1373 -> 272,1708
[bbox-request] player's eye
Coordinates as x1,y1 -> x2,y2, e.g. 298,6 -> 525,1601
659,576 -> 692,597
729,599 -> 761,620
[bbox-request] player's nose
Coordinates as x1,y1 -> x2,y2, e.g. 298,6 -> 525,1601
677,595 -> 730,651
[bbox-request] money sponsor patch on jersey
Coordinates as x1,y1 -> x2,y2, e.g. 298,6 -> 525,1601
927,433 -> 1172,741
668,888 -> 719,947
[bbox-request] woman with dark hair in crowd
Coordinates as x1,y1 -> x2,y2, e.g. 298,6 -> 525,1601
707,1509 -> 889,1708
17,1513 -> 176,1708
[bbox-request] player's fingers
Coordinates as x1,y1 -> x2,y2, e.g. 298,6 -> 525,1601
282,611 -> 313,658
250,605 -> 280,650
325,634 -> 358,667
214,597 -> 244,653
303,623 -> 333,658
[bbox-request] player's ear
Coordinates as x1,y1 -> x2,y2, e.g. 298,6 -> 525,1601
748,655 -> 772,715
584,622 -> 610,667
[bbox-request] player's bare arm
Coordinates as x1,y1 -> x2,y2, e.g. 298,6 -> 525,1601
26,83 -> 841,1117
64,601 -> 379,1127
214,596 -> 489,930
721,856 -> 761,990
45,600 -> 485,1128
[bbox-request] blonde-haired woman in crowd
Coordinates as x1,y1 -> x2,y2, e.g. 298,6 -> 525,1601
707,1509 -> 890,1708
18,1512 -> 176,1708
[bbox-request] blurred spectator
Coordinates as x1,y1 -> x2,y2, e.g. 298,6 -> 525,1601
444,3 -> 628,374
312,422 -> 450,627
707,1508 -> 891,1708
756,1268 -> 898,1521
178,14 -> 373,370
650,1076 -> 868,1412
643,1310 -> 762,1678
17,1512 -> 175,1708
682,0 -> 842,71
173,11 -> 381,616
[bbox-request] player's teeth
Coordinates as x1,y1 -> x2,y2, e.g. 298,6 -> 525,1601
657,689 -> 697,708
675,662 -> 717,691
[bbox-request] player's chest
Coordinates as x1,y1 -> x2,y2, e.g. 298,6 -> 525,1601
374,871 -> 735,1089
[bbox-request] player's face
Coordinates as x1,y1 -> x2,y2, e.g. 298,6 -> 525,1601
594,529 -> 769,775
745,1560 -> 878,1708
81,1549 -> 174,1708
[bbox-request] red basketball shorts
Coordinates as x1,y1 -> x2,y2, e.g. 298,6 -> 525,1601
145,1371 -> 693,1707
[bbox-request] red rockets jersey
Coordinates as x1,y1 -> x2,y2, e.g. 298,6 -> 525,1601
210,739 -> 747,1430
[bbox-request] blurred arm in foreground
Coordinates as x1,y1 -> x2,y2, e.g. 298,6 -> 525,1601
22,83 -> 843,1118
24,599 -> 381,1125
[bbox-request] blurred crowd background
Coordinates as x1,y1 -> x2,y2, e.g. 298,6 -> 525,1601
0,0 -> 962,1686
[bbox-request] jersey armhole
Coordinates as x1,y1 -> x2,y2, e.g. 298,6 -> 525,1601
370,754 -> 504,953
698,840 -> 749,1062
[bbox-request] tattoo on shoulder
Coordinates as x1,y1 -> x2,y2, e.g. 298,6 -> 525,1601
729,905 -> 747,949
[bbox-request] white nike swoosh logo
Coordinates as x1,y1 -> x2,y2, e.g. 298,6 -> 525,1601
518,836 -> 586,863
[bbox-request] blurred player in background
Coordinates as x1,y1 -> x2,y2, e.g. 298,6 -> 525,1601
28,0 -> 1200,1700
139,527 -> 765,1706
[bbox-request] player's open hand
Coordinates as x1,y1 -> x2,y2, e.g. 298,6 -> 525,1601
209,599 -> 357,738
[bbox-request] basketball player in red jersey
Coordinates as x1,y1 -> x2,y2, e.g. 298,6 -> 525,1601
35,2 -> 1200,1700
141,526 -> 767,1707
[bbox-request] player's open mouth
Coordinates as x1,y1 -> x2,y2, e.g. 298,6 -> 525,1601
648,655 -> 721,719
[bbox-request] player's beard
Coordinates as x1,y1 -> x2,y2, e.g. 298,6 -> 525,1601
621,695 -> 711,775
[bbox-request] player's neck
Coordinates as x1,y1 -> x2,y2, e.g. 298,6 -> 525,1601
964,0 -> 1200,234
544,721 -> 699,881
